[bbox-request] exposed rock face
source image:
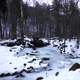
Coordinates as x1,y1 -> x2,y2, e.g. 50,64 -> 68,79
15,73 -> 24,78
36,77 -> 44,80
55,72 -> 59,76
1,39 -> 26,47
15,39 -> 26,46
28,37 -> 49,48
1,42 -> 16,47
69,63 -> 80,71
0,68 -> 34,77
0,73 -> 11,77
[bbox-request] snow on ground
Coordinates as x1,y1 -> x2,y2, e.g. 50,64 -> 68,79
0,38 -> 80,80
0,45 -> 49,74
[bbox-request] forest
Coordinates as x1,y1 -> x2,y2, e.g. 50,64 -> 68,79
1,0 -> 80,80
0,0 -> 80,39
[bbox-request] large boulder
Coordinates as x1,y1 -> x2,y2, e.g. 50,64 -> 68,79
69,63 -> 80,71
36,77 -> 44,80
1,42 -> 15,47
1,39 -> 26,47
15,39 -> 26,46
29,37 -> 49,48
15,73 -> 24,78
0,73 -> 11,77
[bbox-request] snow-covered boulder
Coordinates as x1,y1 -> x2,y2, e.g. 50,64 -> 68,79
28,37 -> 49,48
69,63 -> 80,71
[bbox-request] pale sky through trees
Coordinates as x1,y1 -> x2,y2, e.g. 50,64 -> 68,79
23,0 -> 80,8
23,0 -> 53,6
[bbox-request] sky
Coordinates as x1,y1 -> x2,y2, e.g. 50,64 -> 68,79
23,0 -> 80,8
23,0 -> 53,6
78,2 -> 80,8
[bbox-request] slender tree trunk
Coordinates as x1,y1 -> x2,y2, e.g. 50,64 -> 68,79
20,0 -> 24,41
0,14 -> 3,39
6,0 -> 11,39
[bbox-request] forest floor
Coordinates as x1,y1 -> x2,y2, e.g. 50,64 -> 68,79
0,38 -> 80,80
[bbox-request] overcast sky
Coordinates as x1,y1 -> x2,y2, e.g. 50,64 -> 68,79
23,0 -> 53,6
23,0 -> 80,8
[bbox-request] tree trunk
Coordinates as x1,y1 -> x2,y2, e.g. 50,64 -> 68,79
0,14 -> 3,39
20,0 -> 24,41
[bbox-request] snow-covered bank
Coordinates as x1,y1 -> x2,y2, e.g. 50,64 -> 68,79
0,38 -> 80,80
0,45 -> 49,74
